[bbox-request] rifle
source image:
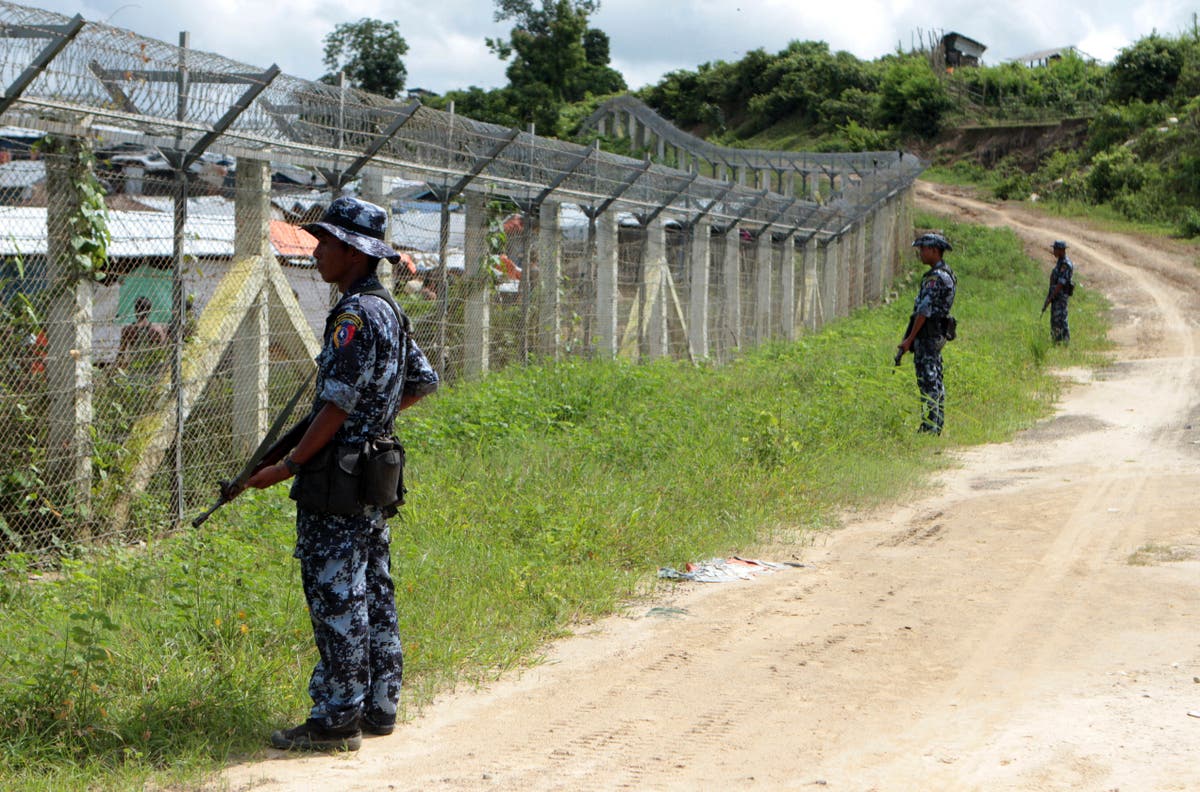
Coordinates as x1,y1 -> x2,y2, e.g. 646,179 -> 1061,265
894,313 -> 915,370
1042,282 -> 1062,315
192,370 -> 315,528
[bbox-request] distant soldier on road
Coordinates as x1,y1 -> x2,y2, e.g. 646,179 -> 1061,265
1043,240 -> 1075,344
896,233 -> 957,435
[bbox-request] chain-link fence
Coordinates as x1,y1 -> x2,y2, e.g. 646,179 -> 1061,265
0,1 -> 921,558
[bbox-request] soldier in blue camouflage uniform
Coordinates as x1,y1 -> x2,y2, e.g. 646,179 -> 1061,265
1044,240 -> 1074,344
245,196 -> 439,752
897,233 -> 957,435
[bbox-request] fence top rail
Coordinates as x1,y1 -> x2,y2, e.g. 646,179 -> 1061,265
0,0 -> 920,240
581,94 -> 923,176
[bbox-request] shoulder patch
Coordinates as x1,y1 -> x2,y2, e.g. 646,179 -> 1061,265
332,312 -> 363,349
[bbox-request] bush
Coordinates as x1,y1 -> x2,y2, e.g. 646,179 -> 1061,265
831,120 -> 895,151
992,168 -> 1032,201
1087,146 -> 1145,202
1087,101 -> 1171,155
1177,207 -> 1200,238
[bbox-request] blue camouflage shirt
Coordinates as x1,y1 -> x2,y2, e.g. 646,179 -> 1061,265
312,275 -> 439,443
1050,256 -> 1074,293
912,262 -> 956,319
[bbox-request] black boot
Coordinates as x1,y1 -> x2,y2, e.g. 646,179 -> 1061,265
270,718 -> 362,752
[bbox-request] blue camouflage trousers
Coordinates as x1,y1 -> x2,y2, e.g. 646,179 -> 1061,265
295,507 -> 404,729
1050,297 -> 1070,343
913,334 -> 946,434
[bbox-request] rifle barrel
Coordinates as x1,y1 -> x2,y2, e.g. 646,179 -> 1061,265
191,495 -> 227,529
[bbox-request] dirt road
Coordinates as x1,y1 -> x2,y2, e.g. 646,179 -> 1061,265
220,184 -> 1200,791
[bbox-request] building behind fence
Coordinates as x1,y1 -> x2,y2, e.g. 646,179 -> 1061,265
0,1 -> 922,557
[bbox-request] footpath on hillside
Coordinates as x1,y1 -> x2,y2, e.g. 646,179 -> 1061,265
219,183 -> 1200,792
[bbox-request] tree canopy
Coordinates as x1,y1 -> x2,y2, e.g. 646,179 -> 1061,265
1108,34 -> 1186,104
321,18 -> 409,99
487,0 -> 625,132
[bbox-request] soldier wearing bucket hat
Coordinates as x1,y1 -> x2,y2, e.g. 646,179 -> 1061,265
302,195 -> 402,264
1042,240 -> 1075,344
244,195 -> 439,751
896,232 -> 958,434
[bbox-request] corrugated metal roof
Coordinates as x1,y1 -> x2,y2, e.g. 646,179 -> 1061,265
270,219 -> 316,258
0,199 -> 595,261
1011,47 -> 1078,64
0,207 -> 238,258
0,160 -> 44,189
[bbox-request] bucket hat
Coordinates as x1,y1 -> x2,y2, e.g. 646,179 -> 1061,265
912,232 -> 952,251
303,196 -> 399,263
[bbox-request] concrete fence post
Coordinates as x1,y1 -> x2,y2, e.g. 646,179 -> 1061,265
360,169 -> 393,291
538,201 -> 562,359
644,217 -> 669,359
867,204 -> 885,302
688,219 -> 712,360
721,227 -> 742,356
594,210 -> 619,358
803,235 -> 821,331
232,158 -> 272,456
45,140 -> 95,522
754,231 -> 773,345
854,218 -> 868,308
836,234 -> 850,318
462,192 -> 491,378
781,234 -> 797,341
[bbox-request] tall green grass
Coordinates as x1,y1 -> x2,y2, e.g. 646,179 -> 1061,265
0,214 -> 1109,790
920,166 -> 1193,240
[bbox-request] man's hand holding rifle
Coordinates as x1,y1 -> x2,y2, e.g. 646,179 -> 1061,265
192,371 -> 315,528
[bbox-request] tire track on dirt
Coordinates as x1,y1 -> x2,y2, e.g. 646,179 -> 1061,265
218,186 -> 1200,792
817,185 -> 1200,789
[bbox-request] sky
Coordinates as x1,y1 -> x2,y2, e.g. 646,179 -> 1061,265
22,0 -> 1200,95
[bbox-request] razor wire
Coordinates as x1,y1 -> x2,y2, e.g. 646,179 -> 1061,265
0,0 -> 923,558
0,1 -> 920,235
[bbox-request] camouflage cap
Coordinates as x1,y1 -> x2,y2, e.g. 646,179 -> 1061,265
1052,240 -> 1068,249
912,232 -> 952,251
302,196 -> 400,263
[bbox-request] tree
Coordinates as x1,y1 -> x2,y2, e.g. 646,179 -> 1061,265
321,18 -> 409,99
578,28 -> 626,97
431,86 -> 524,129
876,55 -> 955,139
1108,34 -> 1185,104
488,0 -> 625,133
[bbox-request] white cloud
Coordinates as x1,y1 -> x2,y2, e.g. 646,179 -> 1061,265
16,0 -> 1200,92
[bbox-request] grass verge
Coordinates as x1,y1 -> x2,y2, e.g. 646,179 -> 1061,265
0,212 -> 1110,790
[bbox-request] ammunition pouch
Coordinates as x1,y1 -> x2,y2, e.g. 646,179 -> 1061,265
918,315 -> 956,342
360,436 -> 406,516
291,436 -> 406,517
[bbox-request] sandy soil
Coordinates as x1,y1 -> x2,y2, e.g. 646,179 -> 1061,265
217,183 -> 1200,792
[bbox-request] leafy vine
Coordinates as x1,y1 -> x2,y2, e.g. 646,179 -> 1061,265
36,136 -> 111,283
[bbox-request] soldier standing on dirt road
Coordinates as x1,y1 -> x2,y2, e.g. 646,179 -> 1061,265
1044,239 -> 1075,344
243,196 -> 439,752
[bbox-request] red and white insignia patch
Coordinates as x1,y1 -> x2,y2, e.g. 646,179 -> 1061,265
332,312 -> 363,348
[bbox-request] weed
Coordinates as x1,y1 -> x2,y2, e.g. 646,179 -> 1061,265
0,212 -> 1110,790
